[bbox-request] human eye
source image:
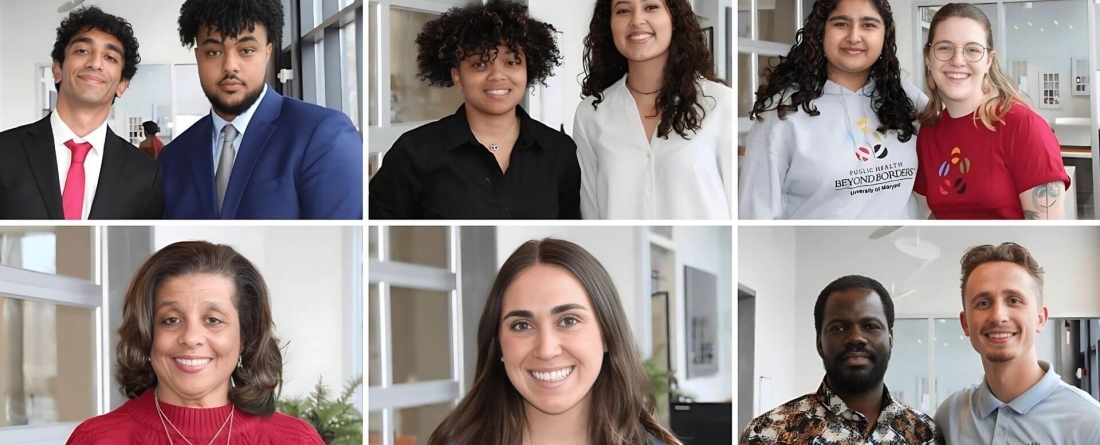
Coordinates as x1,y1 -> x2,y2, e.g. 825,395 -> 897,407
161,316 -> 181,325
206,49 -> 222,57
510,321 -> 532,331
242,48 -> 256,55
827,324 -> 844,332
205,317 -> 224,325
559,316 -> 580,327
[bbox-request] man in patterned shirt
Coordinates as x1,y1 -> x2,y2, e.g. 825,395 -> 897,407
741,275 -> 944,444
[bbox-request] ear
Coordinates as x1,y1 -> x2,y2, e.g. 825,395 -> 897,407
116,77 -> 130,99
888,328 -> 894,348
52,60 -> 62,85
815,335 -> 823,360
451,67 -> 462,91
266,42 -> 274,61
959,310 -> 970,337
1036,305 -> 1049,332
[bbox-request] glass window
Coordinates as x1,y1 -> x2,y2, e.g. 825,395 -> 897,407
0,296 -> 96,426
344,20 -> 360,129
396,402 -> 454,445
369,284 -> 380,387
368,411 -> 383,444
933,318 -> 985,412
368,3 -> 378,127
389,8 -> 464,124
388,227 -> 448,269
758,0 -> 797,45
0,227 -> 94,281
882,319 -> 931,414
390,287 -> 452,383
738,2 -> 750,39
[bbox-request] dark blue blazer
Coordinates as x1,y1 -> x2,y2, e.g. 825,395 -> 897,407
159,88 -> 362,219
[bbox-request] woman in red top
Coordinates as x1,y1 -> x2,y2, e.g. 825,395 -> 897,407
139,121 -> 165,159
66,241 -> 324,444
915,3 -> 1069,219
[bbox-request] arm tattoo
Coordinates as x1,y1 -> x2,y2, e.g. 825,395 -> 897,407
1024,210 -> 1040,220
1031,181 -> 1062,218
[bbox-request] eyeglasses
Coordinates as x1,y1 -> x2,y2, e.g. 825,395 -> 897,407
928,42 -> 987,63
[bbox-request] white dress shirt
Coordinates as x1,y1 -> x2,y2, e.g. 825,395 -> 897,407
51,111 -> 108,220
573,76 -> 732,220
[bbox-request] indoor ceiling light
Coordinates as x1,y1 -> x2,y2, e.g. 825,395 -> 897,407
57,0 -> 85,13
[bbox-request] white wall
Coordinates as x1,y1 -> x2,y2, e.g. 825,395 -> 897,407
1003,0 -> 1091,122
737,226 -> 797,416
152,226 -> 354,401
0,0 -> 195,130
671,226 -> 733,402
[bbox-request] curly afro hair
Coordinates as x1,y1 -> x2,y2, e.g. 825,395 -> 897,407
51,5 -> 141,93
415,0 -> 562,88
580,0 -> 724,140
178,0 -> 283,49
750,0 -> 918,142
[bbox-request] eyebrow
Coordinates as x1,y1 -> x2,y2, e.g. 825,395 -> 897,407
202,35 -> 259,46
156,301 -> 226,311
71,37 -> 123,56
933,39 -> 982,46
829,15 -> 883,25
502,303 -> 589,320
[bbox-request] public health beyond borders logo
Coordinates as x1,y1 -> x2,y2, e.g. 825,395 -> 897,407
853,117 -> 889,162
938,146 -> 972,195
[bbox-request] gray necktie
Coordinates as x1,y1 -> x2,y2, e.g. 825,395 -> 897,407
216,125 -> 238,213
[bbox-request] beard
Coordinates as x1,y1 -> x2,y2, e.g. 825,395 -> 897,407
203,76 -> 264,117
823,344 -> 891,394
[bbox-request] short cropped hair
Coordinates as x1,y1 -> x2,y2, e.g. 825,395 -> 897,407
960,242 -> 1044,306
813,275 -> 895,336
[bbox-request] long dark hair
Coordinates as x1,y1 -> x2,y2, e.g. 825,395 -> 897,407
115,241 -> 283,416
750,0 -> 918,142
428,239 -> 682,445
581,0 -> 724,140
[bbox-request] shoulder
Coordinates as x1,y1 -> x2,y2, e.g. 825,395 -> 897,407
698,78 -> 733,104
525,118 -> 575,151
1001,102 -> 1048,127
106,131 -> 159,170
0,120 -> 35,140
390,117 -> 453,157
743,393 -> 816,433
68,409 -> 142,442
577,77 -> 628,117
893,402 -> 940,438
258,412 -> 324,441
1053,381 -> 1100,414
278,95 -> 353,127
901,79 -> 929,106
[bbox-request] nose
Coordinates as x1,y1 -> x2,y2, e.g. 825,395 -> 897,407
85,51 -> 103,71
843,326 -> 869,347
846,25 -> 862,44
487,60 -> 506,81
990,300 -> 1010,323
949,47 -> 968,66
179,319 -> 205,348
533,329 -> 562,360
222,51 -> 240,76
629,11 -> 647,28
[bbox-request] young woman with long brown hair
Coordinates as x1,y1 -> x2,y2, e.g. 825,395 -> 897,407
427,238 -> 680,445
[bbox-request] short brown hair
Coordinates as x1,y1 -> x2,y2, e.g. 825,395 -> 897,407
960,242 -> 1044,307
115,241 -> 283,415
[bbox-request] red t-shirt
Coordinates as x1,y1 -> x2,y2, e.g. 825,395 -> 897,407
914,103 -> 1070,219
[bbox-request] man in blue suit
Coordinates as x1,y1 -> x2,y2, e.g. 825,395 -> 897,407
160,0 -> 362,219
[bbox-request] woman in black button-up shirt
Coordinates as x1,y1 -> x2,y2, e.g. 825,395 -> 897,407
369,0 -> 581,219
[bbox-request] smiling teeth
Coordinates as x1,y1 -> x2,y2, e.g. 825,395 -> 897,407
946,73 -> 970,79
486,89 -> 510,95
987,333 -> 1013,339
629,34 -> 653,41
532,367 -> 573,382
175,358 -> 211,366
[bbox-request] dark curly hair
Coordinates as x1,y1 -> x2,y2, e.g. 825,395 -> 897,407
415,0 -> 562,88
51,5 -> 140,94
813,275 -> 894,336
580,0 -> 723,140
750,0 -> 918,142
115,241 -> 283,416
178,0 -> 283,49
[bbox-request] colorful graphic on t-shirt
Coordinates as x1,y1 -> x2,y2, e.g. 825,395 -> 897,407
853,117 -> 889,163
833,117 -> 916,197
937,146 -> 973,195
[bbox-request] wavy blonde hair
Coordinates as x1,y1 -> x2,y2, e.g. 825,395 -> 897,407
920,3 -> 1030,131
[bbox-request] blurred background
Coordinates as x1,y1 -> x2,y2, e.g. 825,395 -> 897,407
738,225 -> 1100,435
0,225 -> 363,444
367,225 -> 733,445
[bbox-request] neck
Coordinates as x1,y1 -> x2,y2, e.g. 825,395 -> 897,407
942,94 -> 986,119
155,384 -> 230,409
56,98 -> 109,138
523,397 -> 590,445
829,378 -> 885,425
626,55 -> 667,94
214,109 -> 239,123
982,354 -> 1045,403
465,104 -> 518,140
827,67 -> 871,93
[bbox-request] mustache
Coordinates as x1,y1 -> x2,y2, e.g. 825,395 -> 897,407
219,75 -> 245,85
834,344 -> 877,363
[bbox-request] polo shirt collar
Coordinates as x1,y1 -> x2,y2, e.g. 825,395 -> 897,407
977,360 -> 1060,417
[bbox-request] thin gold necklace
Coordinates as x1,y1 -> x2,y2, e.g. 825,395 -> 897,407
155,391 -> 234,445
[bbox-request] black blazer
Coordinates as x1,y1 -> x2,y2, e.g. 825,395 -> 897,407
0,114 -> 163,219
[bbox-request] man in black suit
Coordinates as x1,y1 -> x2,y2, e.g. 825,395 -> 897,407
0,6 -> 162,219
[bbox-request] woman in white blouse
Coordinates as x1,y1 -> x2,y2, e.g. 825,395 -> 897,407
574,0 -> 732,220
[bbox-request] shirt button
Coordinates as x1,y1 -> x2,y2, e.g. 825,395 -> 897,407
647,153 -> 652,159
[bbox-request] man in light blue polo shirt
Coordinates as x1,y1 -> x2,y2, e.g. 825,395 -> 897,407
935,242 -> 1100,444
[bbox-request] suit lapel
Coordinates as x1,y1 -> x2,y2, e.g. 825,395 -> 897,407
219,89 -> 283,219
22,115 -> 63,219
89,128 -> 128,219
186,116 -> 219,218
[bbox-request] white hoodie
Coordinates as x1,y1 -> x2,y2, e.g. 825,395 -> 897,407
739,79 -> 928,219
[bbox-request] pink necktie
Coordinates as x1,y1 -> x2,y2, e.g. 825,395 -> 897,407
62,139 -> 93,220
